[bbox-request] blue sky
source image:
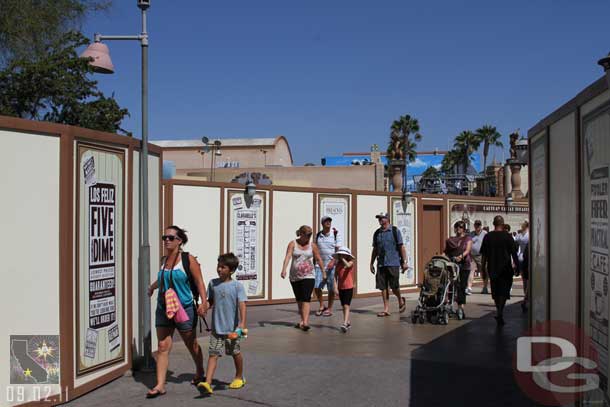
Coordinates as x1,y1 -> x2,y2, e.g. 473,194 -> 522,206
84,0 -> 610,165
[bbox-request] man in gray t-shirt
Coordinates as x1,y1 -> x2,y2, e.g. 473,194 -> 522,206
470,220 -> 488,294
314,216 -> 342,316
370,212 -> 408,316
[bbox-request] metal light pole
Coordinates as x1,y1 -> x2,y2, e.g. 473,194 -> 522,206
401,136 -> 412,213
211,140 -> 222,182
81,0 -> 153,370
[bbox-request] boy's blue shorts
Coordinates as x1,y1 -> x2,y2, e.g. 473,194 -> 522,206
314,266 -> 335,291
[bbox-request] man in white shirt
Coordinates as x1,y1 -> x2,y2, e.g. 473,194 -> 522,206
470,220 -> 488,294
314,216 -> 342,316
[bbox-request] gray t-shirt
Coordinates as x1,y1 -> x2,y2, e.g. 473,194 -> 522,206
315,229 -> 342,267
207,279 -> 247,335
470,230 -> 487,256
373,226 -> 403,267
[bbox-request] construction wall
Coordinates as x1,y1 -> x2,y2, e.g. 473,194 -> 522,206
528,76 -> 610,405
163,180 -> 528,304
0,116 -> 162,407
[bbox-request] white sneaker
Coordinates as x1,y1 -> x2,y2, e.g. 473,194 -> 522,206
466,288 -> 472,295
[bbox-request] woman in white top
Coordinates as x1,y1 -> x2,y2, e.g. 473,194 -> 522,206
281,225 -> 324,331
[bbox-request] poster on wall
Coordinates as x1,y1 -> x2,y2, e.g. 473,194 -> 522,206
589,165 -> 609,393
319,195 -> 350,246
229,192 -> 265,298
448,202 -> 529,234
530,134 -> 548,326
77,144 -> 124,375
391,198 -> 417,286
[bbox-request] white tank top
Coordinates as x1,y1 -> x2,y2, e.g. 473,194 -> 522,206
289,240 -> 315,282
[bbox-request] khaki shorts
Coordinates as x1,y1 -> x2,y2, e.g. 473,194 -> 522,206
208,332 -> 241,356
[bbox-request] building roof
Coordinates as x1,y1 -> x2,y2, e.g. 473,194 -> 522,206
153,137 -> 278,148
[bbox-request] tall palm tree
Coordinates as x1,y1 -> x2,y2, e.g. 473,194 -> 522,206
441,149 -> 461,174
476,125 -> 503,172
387,114 -> 423,163
453,130 -> 481,174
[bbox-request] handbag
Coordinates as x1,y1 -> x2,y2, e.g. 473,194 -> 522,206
160,254 -> 191,324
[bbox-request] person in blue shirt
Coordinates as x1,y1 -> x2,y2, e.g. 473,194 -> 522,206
198,253 -> 247,395
370,212 -> 408,317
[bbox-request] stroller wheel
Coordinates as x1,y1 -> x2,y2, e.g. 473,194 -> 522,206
430,313 -> 439,324
411,313 -> 418,324
418,314 -> 425,324
441,311 -> 449,325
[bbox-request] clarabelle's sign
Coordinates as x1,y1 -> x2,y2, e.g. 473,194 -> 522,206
88,183 -> 116,329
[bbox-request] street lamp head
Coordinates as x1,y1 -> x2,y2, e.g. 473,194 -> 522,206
80,41 -> 114,74
214,140 -> 222,147
201,136 -> 209,145
598,53 -> 610,89
137,0 -> 151,10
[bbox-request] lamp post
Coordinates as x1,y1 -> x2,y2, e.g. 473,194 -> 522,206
260,149 -> 268,167
401,136 -> 412,213
245,173 -> 257,208
81,0 -> 153,370
211,140 -> 222,182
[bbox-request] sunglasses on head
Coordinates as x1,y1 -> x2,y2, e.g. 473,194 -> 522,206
162,235 -> 180,242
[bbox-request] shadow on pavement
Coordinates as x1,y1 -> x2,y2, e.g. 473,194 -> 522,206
408,303 -> 539,406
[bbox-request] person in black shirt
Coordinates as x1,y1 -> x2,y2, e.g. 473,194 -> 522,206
480,215 -> 518,326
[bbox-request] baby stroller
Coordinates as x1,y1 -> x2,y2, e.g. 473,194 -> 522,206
411,255 -> 460,325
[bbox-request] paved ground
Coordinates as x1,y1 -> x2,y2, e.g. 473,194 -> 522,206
66,284 -> 538,407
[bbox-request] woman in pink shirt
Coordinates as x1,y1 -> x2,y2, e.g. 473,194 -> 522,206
332,247 -> 355,333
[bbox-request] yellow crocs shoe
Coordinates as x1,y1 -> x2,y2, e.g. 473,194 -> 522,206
228,378 -> 246,389
197,381 -> 213,394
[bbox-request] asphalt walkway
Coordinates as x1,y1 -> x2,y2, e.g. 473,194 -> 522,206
66,284 -> 537,407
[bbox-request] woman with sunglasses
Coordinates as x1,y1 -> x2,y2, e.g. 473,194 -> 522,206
281,225 -> 324,331
146,226 -> 208,398
444,220 -> 473,320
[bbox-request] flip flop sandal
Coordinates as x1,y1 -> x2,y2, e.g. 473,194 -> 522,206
294,323 -> 303,329
146,388 -> 166,398
399,297 -> 407,313
301,325 -> 311,331
322,310 -> 333,317
377,312 -> 391,317
315,307 -> 328,316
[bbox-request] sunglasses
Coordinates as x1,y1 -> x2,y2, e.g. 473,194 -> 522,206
162,235 -> 180,242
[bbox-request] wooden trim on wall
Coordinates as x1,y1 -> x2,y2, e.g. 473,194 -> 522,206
220,187 -> 225,253
59,130 -> 75,396
268,191 -> 274,301
126,145 -> 134,369
351,192 -> 359,294
575,106 -> 582,332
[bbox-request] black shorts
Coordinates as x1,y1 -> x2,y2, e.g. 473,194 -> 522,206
376,266 -> 400,290
339,288 -> 354,306
291,279 -> 315,302
490,272 -> 514,300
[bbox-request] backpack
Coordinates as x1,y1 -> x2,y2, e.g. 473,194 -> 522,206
161,251 -> 200,305
373,226 -> 405,264
316,228 -> 338,245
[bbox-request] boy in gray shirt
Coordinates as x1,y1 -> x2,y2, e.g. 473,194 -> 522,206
198,253 -> 247,394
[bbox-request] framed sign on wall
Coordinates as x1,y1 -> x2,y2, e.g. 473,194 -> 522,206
227,190 -> 266,299
76,143 -> 125,376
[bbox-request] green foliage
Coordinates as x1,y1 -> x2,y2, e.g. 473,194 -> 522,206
475,125 -> 503,171
0,0 -> 111,64
453,130 -> 480,172
387,114 -> 423,163
441,149 -> 462,174
0,31 -> 129,133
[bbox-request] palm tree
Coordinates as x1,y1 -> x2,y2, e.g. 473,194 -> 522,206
441,149 -> 461,174
453,130 -> 481,174
476,125 -> 503,172
387,114 -> 422,163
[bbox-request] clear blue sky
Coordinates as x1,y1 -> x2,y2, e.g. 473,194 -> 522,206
84,0 -> 610,165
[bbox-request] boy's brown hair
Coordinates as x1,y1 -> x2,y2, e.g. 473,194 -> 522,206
218,252 -> 239,272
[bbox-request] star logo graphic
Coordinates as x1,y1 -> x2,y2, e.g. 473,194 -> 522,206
23,368 -> 32,377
